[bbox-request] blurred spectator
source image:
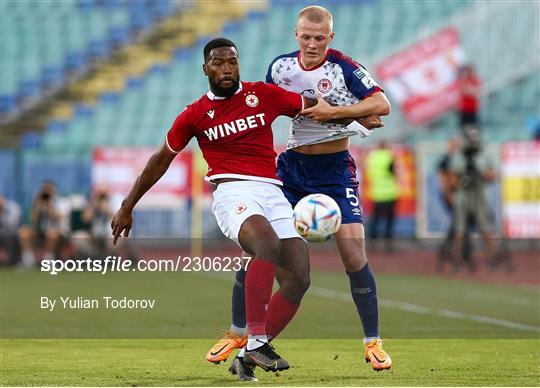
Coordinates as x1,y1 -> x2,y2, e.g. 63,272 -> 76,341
18,181 -> 69,268
436,137 -> 472,271
366,141 -> 400,245
449,128 -> 496,269
81,185 -> 114,253
72,185 -> 138,262
458,65 -> 482,130
526,116 -> 540,141
0,196 -> 22,265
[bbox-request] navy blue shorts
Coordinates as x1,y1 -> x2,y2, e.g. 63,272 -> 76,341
276,149 -> 363,224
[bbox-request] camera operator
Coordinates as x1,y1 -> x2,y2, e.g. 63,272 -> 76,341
436,137 -> 473,271
449,128 -> 496,269
19,181 -> 66,268
82,185 -> 114,253
0,196 -> 21,265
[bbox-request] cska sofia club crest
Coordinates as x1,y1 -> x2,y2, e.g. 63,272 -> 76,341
235,202 -> 247,214
245,93 -> 259,107
317,78 -> 332,94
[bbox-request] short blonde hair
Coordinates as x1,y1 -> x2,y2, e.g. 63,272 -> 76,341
297,5 -> 333,31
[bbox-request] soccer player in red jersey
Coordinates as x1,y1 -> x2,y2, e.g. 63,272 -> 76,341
111,38 -> 320,376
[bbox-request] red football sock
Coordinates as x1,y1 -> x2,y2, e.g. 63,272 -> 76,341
265,291 -> 300,339
245,258 -> 275,336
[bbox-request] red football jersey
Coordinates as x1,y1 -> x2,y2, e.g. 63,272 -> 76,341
166,81 -> 303,185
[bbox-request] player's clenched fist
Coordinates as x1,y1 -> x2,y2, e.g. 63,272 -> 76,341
357,114 -> 384,129
300,94 -> 335,121
111,207 -> 133,245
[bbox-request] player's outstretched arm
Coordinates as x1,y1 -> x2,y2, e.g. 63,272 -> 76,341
300,91 -> 391,122
111,143 -> 176,245
301,95 -> 384,129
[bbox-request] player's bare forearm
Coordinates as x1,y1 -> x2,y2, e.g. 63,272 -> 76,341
120,144 -> 176,212
328,115 -> 384,129
300,92 -> 390,123
301,95 -> 384,128
330,92 -> 391,120
111,143 -> 176,244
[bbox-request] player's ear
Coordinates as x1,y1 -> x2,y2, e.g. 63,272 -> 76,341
202,64 -> 208,76
329,31 -> 335,42
294,28 -> 299,41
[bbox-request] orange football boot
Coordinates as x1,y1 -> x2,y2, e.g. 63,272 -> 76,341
364,339 -> 392,371
206,331 -> 247,364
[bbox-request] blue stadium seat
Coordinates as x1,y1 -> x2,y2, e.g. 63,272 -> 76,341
41,66 -> 64,87
99,92 -> 121,104
0,150 -> 18,201
18,79 -> 40,99
0,96 -> 17,114
20,133 -> 43,149
74,104 -> 94,119
108,26 -> 131,46
65,50 -> 87,72
87,38 -> 110,59
46,120 -> 68,134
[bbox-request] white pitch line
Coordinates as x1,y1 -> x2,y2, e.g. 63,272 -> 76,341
198,272 -> 540,333
308,286 -> 540,333
466,290 -> 535,306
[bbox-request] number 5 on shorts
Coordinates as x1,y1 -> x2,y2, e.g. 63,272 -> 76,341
346,188 -> 359,206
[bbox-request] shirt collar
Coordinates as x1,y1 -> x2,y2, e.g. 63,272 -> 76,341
206,81 -> 243,100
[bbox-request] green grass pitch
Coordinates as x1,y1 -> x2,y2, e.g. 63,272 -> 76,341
1,269 -> 539,386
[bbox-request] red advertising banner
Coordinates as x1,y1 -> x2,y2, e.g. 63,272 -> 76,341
375,27 -> 466,125
92,147 -> 193,208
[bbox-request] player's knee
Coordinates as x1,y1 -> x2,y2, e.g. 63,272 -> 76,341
283,271 -> 310,303
297,272 -> 310,295
342,250 -> 368,272
255,237 -> 281,263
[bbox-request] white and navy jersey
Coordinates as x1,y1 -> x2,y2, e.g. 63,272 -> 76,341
266,49 -> 382,149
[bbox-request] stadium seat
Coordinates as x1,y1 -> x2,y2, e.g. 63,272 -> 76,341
1,0 -> 180,116
7,0 -> 536,226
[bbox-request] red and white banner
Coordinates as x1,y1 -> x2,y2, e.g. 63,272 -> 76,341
375,27 -> 466,125
501,142 -> 540,238
92,147 -> 193,208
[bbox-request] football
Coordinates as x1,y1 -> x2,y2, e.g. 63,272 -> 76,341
293,194 -> 342,242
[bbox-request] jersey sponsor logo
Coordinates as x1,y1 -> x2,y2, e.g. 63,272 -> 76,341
245,94 -> 259,107
206,109 -> 215,119
234,202 -> 247,214
353,68 -> 377,89
317,78 -> 332,94
203,113 -> 267,141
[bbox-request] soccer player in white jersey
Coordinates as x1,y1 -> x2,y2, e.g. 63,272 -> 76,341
207,6 -> 393,375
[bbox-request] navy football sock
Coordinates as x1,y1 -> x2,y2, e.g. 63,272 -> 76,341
347,264 -> 379,338
231,268 -> 247,330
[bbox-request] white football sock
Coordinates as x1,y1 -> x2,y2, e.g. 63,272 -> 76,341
229,324 -> 247,337
364,336 -> 381,345
237,347 -> 245,358
246,335 -> 268,351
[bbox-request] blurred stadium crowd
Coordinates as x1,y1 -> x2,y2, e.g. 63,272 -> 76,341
1,0 -> 539,271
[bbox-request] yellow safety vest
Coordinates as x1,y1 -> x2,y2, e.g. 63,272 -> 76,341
366,149 -> 399,202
